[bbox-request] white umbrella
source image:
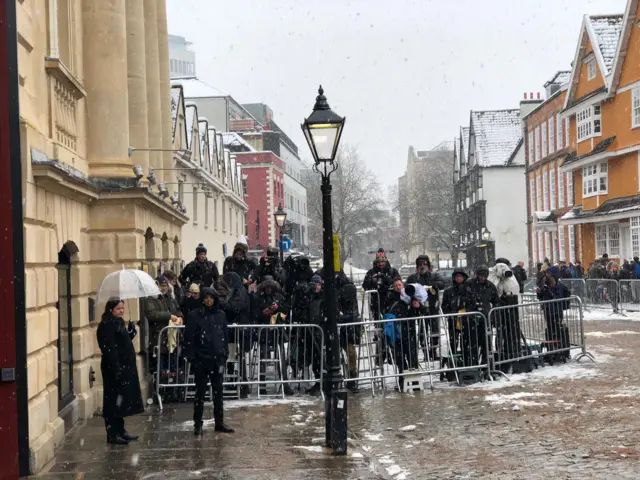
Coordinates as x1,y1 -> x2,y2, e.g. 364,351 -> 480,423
96,268 -> 161,304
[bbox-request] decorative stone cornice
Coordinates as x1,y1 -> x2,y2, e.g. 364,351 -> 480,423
44,57 -> 87,99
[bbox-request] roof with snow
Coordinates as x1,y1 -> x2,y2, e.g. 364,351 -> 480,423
470,109 -> 521,167
545,70 -> 571,87
185,103 -> 196,148
561,194 -> 640,222
461,127 -> 470,164
171,77 -> 228,98
222,132 -> 255,153
588,15 -> 624,75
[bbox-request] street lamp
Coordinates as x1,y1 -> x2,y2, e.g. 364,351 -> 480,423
301,85 -> 347,455
482,228 -> 491,242
274,203 -> 287,265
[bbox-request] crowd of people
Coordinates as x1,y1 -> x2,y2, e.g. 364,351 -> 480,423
96,243 -> 581,444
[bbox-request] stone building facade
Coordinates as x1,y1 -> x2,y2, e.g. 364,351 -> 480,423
17,0 -> 186,473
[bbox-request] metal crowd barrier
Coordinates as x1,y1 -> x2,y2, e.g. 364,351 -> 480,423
618,279 -> 640,312
338,311 -> 492,393
488,295 -> 593,376
152,323 -> 324,411
584,278 -> 620,313
523,278 -> 537,293
559,278 -> 586,305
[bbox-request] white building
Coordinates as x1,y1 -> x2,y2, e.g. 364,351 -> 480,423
168,34 -> 196,78
170,84 -> 247,266
453,109 -> 528,267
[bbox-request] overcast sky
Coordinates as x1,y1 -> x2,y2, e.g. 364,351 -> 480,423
167,0 -> 626,187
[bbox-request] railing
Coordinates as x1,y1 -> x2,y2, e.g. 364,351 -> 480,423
152,323 -> 324,411
145,295 -> 593,405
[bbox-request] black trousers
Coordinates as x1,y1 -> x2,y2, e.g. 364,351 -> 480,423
193,363 -> 224,426
104,416 -> 125,439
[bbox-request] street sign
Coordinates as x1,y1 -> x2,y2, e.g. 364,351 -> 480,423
280,237 -> 292,252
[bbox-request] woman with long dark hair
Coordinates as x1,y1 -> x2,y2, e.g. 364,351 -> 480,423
97,298 -> 144,444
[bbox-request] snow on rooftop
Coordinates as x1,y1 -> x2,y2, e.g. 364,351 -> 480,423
185,104 -> 196,148
461,127 -> 470,163
588,15 -> 624,75
546,70 -> 571,87
471,109 -> 521,167
170,77 -> 228,98
222,132 -> 255,152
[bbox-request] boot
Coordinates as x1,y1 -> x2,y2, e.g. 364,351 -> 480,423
121,430 -> 139,441
215,423 -> 235,433
306,383 -> 321,396
240,385 -> 249,399
107,435 -> 129,445
284,385 -> 295,396
194,422 -> 203,436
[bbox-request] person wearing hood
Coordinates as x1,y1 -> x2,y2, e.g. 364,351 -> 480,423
489,263 -> 523,368
441,269 -> 475,368
465,265 -> 499,366
406,255 -> 444,360
223,242 -> 257,287
362,249 -> 399,319
304,275 -> 327,396
511,261 -> 527,293
252,247 -> 283,285
251,276 -> 295,396
536,266 -> 571,359
184,287 -> 234,436
180,244 -> 219,288
218,272 -> 252,398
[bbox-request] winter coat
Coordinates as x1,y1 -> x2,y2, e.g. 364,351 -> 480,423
184,302 -> 229,369
222,244 -> 257,284
405,270 -> 444,315
635,261 -> 640,279
511,265 -> 527,292
536,277 -> 571,320
385,290 -> 409,318
252,257 -> 283,285
181,295 -> 201,324
466,277 -> 500,316
97,315 -> 144,419
220,272 -> 251,326
441,269 -> 475,315
179,258 -> 219,288
488,263 -> 521,300
144,294 -> 183,351
251,280 -> 287,325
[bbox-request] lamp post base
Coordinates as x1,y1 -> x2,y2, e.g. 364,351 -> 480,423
324,369 -> 348,455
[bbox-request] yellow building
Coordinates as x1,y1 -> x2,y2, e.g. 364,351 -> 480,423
17,0 -> 187,473
561,2 -> 640,264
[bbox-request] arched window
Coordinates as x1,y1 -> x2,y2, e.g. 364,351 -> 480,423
56,241 -> 78,410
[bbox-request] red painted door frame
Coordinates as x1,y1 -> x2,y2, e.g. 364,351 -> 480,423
0,0 -> 30,477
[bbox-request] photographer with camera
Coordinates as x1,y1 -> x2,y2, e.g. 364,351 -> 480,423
489,262 -> 523,371
536,266 -> 571,362
362,249 -> 399,319
252,247 -> 284,287
251,275 -> 294,396
465,265 -> 500,367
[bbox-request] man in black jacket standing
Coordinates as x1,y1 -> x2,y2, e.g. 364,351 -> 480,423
466,265 -> 500,366
180,244 -> 219,288
222,242 -> 257,287
184,287 -> 234,436
511,261 -> 528,293
362,249 -> 399,319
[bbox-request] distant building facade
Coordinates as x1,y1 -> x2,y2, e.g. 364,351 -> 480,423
168,34 -> 196,78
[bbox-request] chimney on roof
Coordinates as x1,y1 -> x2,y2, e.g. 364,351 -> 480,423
523,93 -> 527,100
537,92 -> 541,99
530,92 -> 534,99
520,89 -> 545,120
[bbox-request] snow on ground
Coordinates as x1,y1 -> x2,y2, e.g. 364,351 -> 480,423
585,330 -> 640,338
484,392 -> 551,407
583,309 -> 640,321
293,445 -> 324,453
605,386 -> 640,398
225,398 -> 317,409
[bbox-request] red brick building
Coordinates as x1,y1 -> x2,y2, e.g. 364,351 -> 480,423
234,151 -> 285,249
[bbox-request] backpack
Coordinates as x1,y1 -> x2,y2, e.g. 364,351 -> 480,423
383,313 -> 401,343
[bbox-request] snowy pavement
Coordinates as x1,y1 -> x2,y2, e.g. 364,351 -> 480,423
348,312 -> 640,479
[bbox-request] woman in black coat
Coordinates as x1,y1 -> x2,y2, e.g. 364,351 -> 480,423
97,298 -> 144,444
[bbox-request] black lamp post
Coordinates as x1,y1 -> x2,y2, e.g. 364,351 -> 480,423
274,203 -> 287,265
301,85 -> 347,455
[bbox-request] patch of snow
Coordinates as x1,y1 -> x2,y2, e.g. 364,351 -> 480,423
352,452 -> 364,458
225,398 -> 317,409
485,392 -> 551,407
399,425 -> 416,432
583,310 -> 640,321
605,387 -> 640,398
364,433 -> 383,442
131,453 -> 139,466
386,465 -> 403,476
585,330 -> 640,338
293,445 -> 324,453
378,455 -> 394,464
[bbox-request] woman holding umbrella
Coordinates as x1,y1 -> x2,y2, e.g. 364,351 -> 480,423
97,297 -> 144,444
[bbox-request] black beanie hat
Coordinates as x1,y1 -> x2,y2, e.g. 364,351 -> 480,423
196,243 -> 207,255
